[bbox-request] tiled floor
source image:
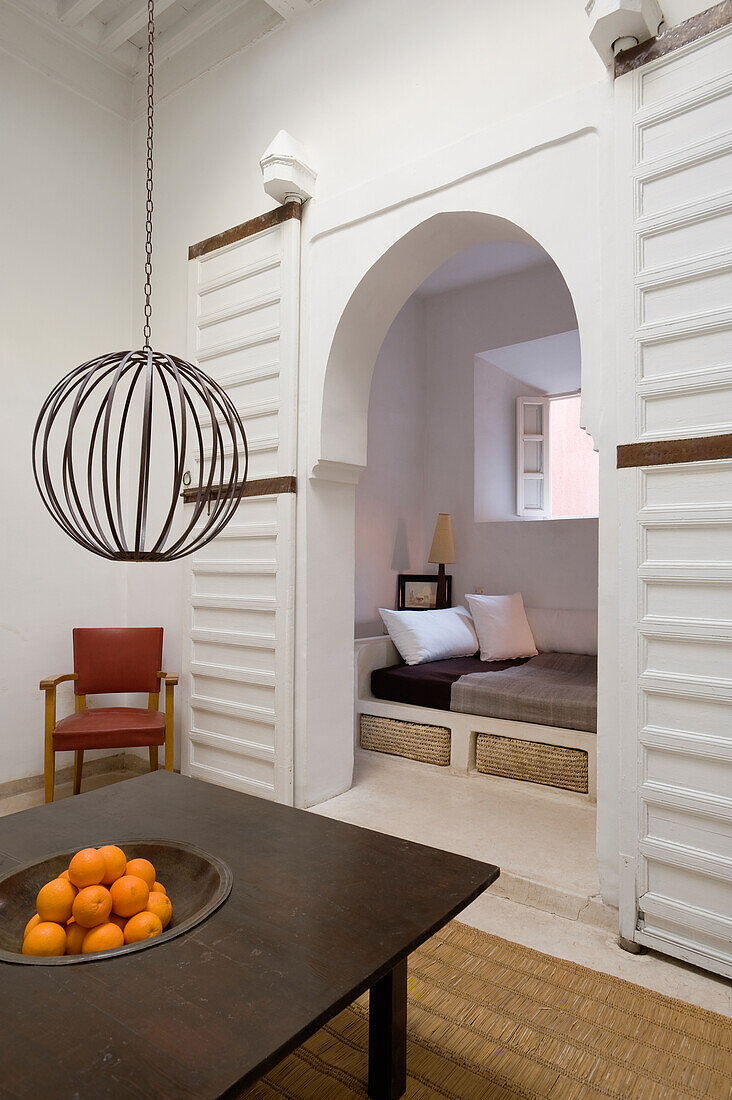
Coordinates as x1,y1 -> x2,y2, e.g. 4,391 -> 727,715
2,760 -> 729,1017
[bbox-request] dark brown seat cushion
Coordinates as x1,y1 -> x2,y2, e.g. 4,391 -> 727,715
371,655 -> 530,710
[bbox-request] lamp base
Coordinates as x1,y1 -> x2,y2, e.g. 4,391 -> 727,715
435,564 -> 449,610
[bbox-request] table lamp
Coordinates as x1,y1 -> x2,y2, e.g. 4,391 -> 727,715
428,513 -> 455,609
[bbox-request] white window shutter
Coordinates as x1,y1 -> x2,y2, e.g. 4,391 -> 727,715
516,396 -> 551,518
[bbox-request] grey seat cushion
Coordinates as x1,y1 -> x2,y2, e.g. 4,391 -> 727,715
450,652 -> 597,734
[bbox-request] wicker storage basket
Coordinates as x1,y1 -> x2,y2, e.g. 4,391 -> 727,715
475,732 -> 588,793
360,714 -> 451,766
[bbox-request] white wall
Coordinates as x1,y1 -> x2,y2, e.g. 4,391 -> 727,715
355,262 -> 599,635
0,0 -> 617,901
0,54 -> 134,783
0,0 -> 642,906
121,0 -> 607,807
135,0 -> 605,245
355,299 -> 425,637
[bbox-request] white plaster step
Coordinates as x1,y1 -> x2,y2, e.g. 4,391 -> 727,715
459,892 -> 732,1017
493,869 -> 618,931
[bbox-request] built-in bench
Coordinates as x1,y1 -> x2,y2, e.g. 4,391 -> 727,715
355,607 -> 598,800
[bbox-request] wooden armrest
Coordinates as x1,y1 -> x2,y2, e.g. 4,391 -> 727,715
157,671 -> 179,686
39,673 -> 77,691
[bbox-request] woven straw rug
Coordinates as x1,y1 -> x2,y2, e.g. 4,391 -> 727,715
242,921 -> 732,1100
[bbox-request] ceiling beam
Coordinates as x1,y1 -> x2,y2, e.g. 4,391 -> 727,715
1,0 -> 133,115
99,0 -> 179,52
57,0 -> 106,27
152,0 -> 250,63
260,0 -> 309,18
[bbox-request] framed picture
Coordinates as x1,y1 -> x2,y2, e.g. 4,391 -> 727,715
397,574 -> 452,611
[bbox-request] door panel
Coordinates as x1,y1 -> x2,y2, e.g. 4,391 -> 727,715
182,213 -> 299,804
617,24 -> 732,977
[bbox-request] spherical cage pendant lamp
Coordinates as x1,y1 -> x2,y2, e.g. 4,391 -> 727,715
32,0 -> 247,563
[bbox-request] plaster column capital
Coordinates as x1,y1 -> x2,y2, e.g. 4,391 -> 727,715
260,129 -> 317,205
585,0 -> 664,66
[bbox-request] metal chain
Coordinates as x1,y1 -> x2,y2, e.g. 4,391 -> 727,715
143,0 -> 155,351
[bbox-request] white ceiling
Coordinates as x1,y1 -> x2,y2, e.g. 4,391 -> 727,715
478,330 -> 581,396
416,241 -> 551,297
7,0 -> 320,111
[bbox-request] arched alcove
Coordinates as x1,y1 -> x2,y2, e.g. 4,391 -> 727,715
300,200 -> 604,791
297,124 -> 617,913
351,235 -> 596,639
317,212 -> 550,475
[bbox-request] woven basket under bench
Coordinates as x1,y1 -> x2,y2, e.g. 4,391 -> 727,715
359,714 -> 451,766
476,732 -> 588,793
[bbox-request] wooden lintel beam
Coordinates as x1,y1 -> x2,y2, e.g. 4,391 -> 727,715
615,0 -> 732,77
617,434 -> 732,468
188,201 -> 302,260
182,476 -> 296,504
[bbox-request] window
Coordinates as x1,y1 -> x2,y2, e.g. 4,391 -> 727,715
516,393 -> 598,519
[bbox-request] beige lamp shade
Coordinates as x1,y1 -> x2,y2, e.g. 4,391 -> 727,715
428,513 -> 455,565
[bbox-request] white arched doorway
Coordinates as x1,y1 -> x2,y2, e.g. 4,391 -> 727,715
297,119 -> 619,905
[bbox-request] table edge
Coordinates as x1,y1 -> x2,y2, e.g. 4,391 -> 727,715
215,867 -> 499,1099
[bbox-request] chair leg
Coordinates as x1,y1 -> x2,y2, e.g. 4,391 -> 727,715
73,750 -> 84,796
164,681 -> 175,771
149,745 -> 159,772
44,747 -> 55,804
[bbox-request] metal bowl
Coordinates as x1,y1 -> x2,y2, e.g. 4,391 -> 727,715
0,839 -> 232,965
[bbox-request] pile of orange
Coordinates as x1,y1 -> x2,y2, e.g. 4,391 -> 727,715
22,845 -> 172,957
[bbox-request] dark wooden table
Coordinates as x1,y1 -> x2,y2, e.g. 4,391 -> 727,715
0,771 -> 498,1099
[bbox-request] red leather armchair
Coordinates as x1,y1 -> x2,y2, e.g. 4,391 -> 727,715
41,628 -> 177,803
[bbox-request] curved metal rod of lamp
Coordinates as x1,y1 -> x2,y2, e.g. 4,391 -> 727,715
32,349 -> 248,562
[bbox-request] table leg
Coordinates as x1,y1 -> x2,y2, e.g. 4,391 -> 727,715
368,957 -> 407,1100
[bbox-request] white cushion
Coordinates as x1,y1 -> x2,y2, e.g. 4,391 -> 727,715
525,607 -> 598,656
379,606 -> 479,666
465,593 -> 538,662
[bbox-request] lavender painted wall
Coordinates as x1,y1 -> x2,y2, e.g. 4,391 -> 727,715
355,260 -> 599,635
355,299 -> 426,636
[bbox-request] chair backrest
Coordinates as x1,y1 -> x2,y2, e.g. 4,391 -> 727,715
73,628 -> 163,696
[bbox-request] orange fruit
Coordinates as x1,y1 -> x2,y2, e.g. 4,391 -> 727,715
72,885 -> 112,928
123,911 -> 162,944
59,870 -> 72,882
36,877 -> 77,924
22,922 -> 66,957
125,858 -> 155,890
146,891 -> 172,929
98,845 -> 127,886
68,848 -> 105,888
152,881 -> 166,895
108,913 -> 127,931
82,922 -> 124,954
24,913 -> 41,939
110,875 -> 149,918
65,920 -> 86,954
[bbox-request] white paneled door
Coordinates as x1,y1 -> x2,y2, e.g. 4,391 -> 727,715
181,208 -> 300,804
616,26 -> 732,977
